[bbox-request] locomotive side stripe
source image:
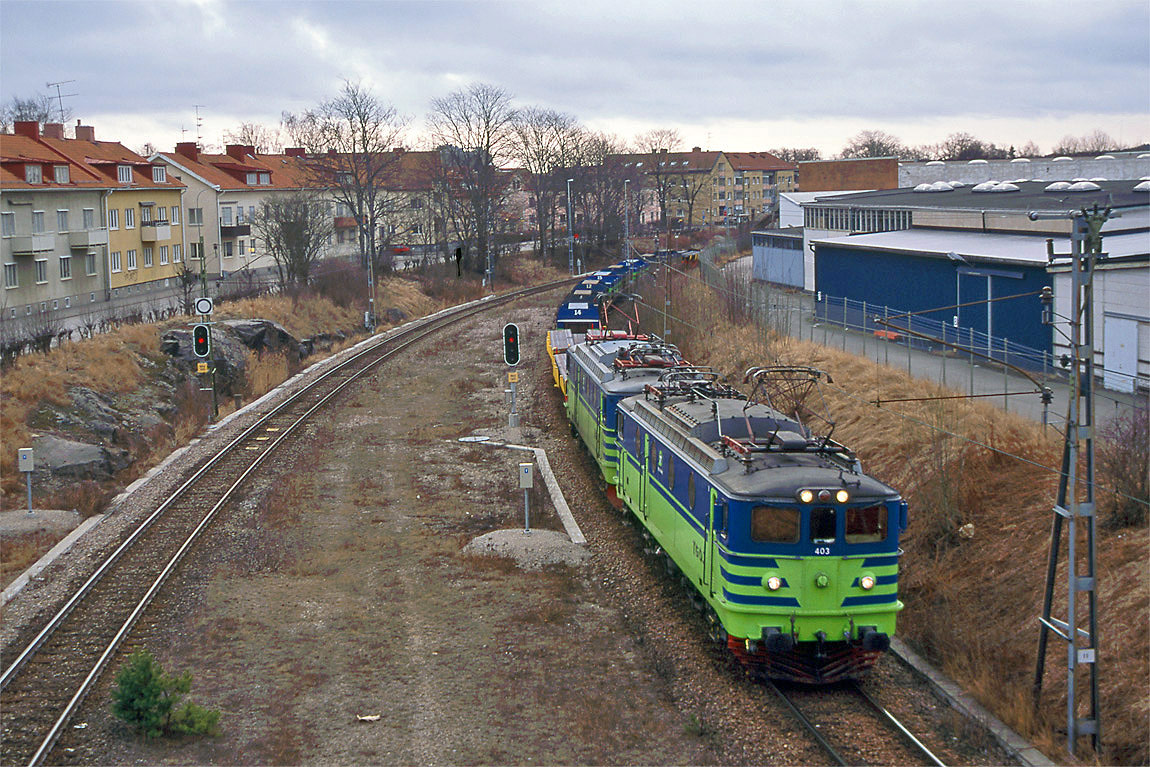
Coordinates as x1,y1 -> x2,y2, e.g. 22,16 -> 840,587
840,593 -> 899,607
722,588 -> 801,608
717,549 -> 780,568
721,568 -> 788,588
861,555 -> 900,568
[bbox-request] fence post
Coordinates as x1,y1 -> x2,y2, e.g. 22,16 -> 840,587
1003,337 -> 1009,412
970,327 -> 975,397
884,305 -> 890,366
862,300 -> 868,359
842,297 -> 847,351
941,320 -> 947,388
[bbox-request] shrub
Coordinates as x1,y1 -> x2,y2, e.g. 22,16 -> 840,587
111,649 -> 219,738
1097,403 -> 1149,528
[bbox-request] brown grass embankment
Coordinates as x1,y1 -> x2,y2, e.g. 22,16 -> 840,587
640,268 -> 1148,766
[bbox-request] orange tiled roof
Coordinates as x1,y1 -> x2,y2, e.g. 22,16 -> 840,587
721,151 -> 795,172
0,133 -> 108,190
43,135 -> 185,190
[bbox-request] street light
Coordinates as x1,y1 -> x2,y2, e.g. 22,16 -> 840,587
566,178 -> 574,275
623,178 -> 630,258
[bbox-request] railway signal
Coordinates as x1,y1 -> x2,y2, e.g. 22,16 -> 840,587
503,323 -> 520,366
192,324 -> 211,357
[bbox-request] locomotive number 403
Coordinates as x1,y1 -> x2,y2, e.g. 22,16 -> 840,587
814,546 -> 832,555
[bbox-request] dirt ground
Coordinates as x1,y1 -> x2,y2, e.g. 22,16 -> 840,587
44,290 -> 1014,766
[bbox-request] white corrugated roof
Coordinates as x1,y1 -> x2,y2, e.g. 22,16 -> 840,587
811,228 -> 1150,265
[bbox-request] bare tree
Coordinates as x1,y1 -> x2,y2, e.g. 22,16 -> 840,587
427,83 -> 518,277
634,128 -> 682,237
223,122 -> 283,153
840,129 -> 905,159
285,82 -> 408,275
1016,140 -> 1042,158
253,191 -> 334,288
573,131 -> 630,251
769,147 -> 822,163
1,92 -> 62,132
513,107 -> 582,259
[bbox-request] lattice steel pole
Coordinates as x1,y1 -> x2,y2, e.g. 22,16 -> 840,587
1034,207 -> 1106,757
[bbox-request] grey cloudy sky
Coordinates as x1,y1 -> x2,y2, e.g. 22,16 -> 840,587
2,0 -> 1148,156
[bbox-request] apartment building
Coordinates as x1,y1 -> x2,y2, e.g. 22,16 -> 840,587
709,151 -> 796,225
2,123 -> 109,331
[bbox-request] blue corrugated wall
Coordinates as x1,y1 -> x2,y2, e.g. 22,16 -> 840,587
814,244 -> 1052,352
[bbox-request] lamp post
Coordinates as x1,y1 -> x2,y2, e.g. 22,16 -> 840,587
623,178 -> 630,258
566,178 -> 574,275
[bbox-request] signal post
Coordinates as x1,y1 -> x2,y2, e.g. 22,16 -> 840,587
192,296 -> 218,420
503,323 -> 520,428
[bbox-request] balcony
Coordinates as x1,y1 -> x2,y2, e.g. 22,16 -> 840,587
220,223 -> 251,238
8,233 -> 55,255
140,221 -> 171,242
69,228 -> 110,249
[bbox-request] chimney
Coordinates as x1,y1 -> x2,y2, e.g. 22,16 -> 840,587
692,146 -> 701,153
285,147 -> 305,157
75,124 -> 96,142
226,144 -> 247,159
393,146 -> 405,154
245,145 -> 256,157
42,123 -> 65,140
14,121 -> 39,139
175,142 -> 199,162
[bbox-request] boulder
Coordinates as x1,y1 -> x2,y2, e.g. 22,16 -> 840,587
219,319 -> 302,359
32,434 -> 130,480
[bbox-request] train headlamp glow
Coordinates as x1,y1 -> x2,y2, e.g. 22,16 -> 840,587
835,489 -> 850,503
860,574 -> 876,591
798,489 -> 814,503
765,576 -> 783,591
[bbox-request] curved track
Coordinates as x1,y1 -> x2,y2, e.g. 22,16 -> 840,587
0,280 -> 571,766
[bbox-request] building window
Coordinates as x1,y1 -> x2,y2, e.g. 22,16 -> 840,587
224,241 -> 234,258
246,172 -> 258,185
4,263 -> 17,288
141,206 -> 152,223
235,206 -> 244,224
35,259 -> 47,283
82,208 -> 95,229
126,249 -> 137,270
25,164 -> 42,184
170,206 -> 180,225
64,297 -> 70,308
59,255 -> 71,280
189,242 -> 201,260
187,207 -> 202,226
152,165 -> 166,183
54,165 -> 70,183
220,206 -> 233,226
32,210 -> 46,233
57,209 -> 69,231
259,173 -> 270,185
1,212 -> 14,237
158,206 -> 167,221
143,246 -> 153,267
172,244 -> 181,262
108,208 -> 119,230
117,165 -> 132,183
238,239 -> 246,256
160,245 -> 169,265
110,251 -> 122,272
248,205 -> 255,220
125,208 -> 135,229
90,292 -> 96,302
86,252 -> 96,275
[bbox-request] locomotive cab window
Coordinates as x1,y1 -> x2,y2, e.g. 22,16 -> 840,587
846,504 -> 887,543
810,507 -> 836,543
750,506 -> 799,543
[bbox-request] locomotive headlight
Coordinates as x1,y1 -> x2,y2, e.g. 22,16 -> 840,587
859,574 -> 876,591
765,575 -> 783,591
835,489 -> 850,503
798,489 -> 814,504
817,489 -> 832,502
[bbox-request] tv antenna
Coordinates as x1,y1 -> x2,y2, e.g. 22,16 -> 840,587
45,80 -> 77,123
193,105 -> 206,148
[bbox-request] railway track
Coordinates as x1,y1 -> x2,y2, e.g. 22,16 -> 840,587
767,679 -> 947,766
0,279 -> 571,767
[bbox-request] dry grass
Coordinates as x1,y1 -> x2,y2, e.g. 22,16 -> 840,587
650,269 -> 1149,765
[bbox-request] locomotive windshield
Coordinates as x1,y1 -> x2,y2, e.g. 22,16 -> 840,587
750,506 -> 799,543
810,508 -> 836,543
846,505 -> 888,543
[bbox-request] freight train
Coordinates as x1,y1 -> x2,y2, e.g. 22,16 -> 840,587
546,258 -> 906,683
